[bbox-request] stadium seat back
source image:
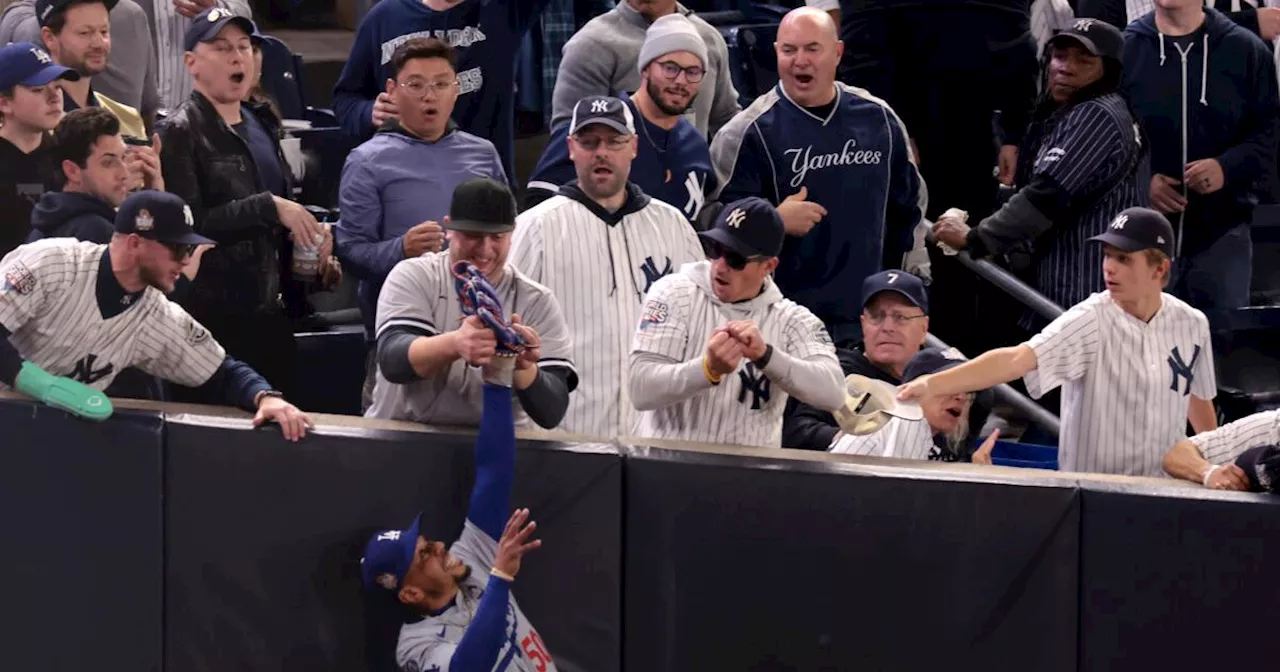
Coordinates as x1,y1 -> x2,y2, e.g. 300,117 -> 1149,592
257,34 -> 307,120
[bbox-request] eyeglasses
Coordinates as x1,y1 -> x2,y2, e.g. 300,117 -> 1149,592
863,310 -> 926,327
396,79 -> 458,99
572,135 -> 631,152
654,60 -> 705,83
162,242 -> 197,261
702,239 -> 761,271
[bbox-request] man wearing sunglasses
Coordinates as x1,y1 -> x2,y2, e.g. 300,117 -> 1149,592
0,189 -> 314,440
629,196 -> 844,448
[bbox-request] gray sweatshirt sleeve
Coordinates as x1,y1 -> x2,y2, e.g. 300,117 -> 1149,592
0,5 -> 40,44
550,31 -> 618,131
704,27 -> 741,138
628,353 -> 715,412
761,348 -> 846,413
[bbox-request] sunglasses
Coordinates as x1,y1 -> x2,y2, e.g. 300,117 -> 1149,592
161,242 -> 198,261
701,239 -> 760,271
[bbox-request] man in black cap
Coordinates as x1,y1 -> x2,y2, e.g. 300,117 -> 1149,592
901,207 -> 1219,477
628,196 -> 844,448
1164,408 -> 1280,492
0,190 -> 314,439
933,18 -> 1148,317
366,177 -> 577,430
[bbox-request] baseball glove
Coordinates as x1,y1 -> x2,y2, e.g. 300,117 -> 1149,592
452,261 -> 526,355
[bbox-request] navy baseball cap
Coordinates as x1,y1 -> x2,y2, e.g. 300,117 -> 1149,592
36,0 -> 118,27
1088,207 -> 1176,258
1234,445 -> 1280,494
861,270 -> 929,314
1049,18 -> 1124,62
0,42 -> 79,90
699,197 -> 784,259
902,347 -> 969,382
114,190 -> 216,245
184,7 -> 257,52
361,514 -> 423,594
569,95 -> 636,136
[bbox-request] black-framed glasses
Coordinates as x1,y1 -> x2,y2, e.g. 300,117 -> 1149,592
654,60 -> 705,83
162,242 -> 197,261
702,239 -> 759,271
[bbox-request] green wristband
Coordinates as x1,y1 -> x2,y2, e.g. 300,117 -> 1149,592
15,361 -> 114,421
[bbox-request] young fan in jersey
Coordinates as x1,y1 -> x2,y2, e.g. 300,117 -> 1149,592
361,308 -> 553,671
1164,409 -> 1280,492
899,207 -> 1217,477
628,197 -> 843,448
525,14 -> 716,223
831,348 -> 999,463
0,190 -> 313,440
932,19 -> 1148,313
367,177 -> 578,429
710,6 -> 925,347
510,95 -> 703,440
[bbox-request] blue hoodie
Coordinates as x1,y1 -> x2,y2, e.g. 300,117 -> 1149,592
1122,8 -> 1279,255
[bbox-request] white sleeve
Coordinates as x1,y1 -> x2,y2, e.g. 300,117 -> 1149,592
782,306 -> 837,362
831,430 -> 882,456
376,260 -> 442,338
397,634 -> 457,672
132,299 -> 227,387
1190,316 -> 1217,400
1023,299 -> 1102,398
0,244 -> 71,334
630,276 -> 690,360
1191,411 -> 1280,465
509,212 -> 545,283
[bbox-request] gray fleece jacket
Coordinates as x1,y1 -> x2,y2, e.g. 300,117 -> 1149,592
550,1 -> 740,139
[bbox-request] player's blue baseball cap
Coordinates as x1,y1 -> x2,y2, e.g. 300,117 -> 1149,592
902,347 -> 969,382
699,196 -> 784,261
114,190 -> 216,245
861,270 -> 928,314
184,7 -> 257,52
0,42 -> 80,91
1088,207 -> 1176,258
1233,445 -> 1280,494
361,514 -> 423,594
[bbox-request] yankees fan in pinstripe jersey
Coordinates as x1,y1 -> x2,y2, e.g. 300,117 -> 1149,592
934,18 -> 1149,314
510,95 -> 703,439
629,197 -> 843,448
0,191 -> 313,440
1164,408 -> 1280,489
902,208 -> 1218,477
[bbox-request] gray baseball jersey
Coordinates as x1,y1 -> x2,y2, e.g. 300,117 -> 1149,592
830,415 -> 939,460
1025,291 -> 1216,476
396,521 -> 555,672
509,190 -> 704,439
1192,410 -> 1280,465
366,252 -> 576,427
629,261 -> 841,447
0,239 -> 225,391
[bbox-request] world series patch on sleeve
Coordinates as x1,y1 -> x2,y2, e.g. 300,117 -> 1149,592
640,299 -> 668,329
3,262 -> 36,295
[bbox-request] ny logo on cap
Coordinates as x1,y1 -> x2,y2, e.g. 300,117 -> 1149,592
136,209 -> 155,231
29,47 -> 50,64
183,205 -> 194,227
590,99 -> 609,114
1110,214 -> 1128,230
207,8 -> 226,21
726,208 -> 747,228
1074,18 -> 1095,31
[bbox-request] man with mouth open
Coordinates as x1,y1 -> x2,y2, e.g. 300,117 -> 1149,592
899,207 -> 1219,477
628,196 -> 844,448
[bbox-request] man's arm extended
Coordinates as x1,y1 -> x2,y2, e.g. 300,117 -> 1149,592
900,345 -> 1039,401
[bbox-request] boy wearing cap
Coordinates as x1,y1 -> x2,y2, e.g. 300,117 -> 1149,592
367,178 -> 577,430
933,19 -> 1149,313
0,41 -> 79,257
527,15 -> 716,223
628,196 -> 843,448
1164,409 -> 1280,491
900,207 -> 1218,477
0,190 -> 314,440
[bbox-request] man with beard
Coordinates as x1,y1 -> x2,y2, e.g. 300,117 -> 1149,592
932,19 -> 1148,314
0,190 -> 314,440
511,95 -> 704,439
525,14 -> 716,223
0,41 -> 79,257
159,8 -> 329,399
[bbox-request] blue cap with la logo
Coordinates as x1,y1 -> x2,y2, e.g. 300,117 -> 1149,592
0,42 -> 79,90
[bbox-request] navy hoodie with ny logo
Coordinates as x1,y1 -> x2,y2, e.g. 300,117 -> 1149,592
1122,7 -> 1280,255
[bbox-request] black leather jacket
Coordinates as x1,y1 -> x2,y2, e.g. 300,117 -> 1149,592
157,91 -> 294,316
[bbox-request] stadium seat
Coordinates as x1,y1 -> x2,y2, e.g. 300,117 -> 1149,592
720,23 -> 781,108
256,34 -> 309,120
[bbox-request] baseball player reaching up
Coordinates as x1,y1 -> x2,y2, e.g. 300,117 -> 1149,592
1164,410 -> 1280,492
898,207 -> 1217,477
628,197 -> 844,447
361,290 -> 554,671
0,190 -> 313,440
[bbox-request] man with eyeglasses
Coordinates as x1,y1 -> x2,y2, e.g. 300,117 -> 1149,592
511,95 -> 704,439
336,37 -> 506,410
629,196 -> 843,447
526,14 -> 715,224
0,190 -> 314,441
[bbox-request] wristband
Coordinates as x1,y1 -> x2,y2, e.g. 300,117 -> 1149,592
753,344 -> 774,369
490,567 -> 515,582
702,356 -> 723,385
1202,464 -> 1222,487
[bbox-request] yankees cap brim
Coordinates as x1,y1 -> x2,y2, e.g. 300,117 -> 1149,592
1087,231 -> 1148,253
698,227 -> 761,259
1049,32 -> 1103,57
570,117 -> 633,136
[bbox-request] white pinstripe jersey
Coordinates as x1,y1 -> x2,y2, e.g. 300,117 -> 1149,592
366,252 -> 576,428
0,239 -> 225,391
1192,410 -> 1280,465
830,415 -> 940,460
629,261 -> 838,447
1025,291 -> 1216,476
509,189 -> 703,439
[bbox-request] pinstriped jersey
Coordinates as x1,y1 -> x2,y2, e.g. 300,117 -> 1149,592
1025,291 -> 1216,476
509,187 -> 703,439
629,262 -> 838,447
830,415 -> 939,460
366,252 -> 576,428
1192,410 -> 1280,465
0,239 -> 225,391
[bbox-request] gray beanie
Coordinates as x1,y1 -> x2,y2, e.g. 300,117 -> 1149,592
637,14 -> 708,76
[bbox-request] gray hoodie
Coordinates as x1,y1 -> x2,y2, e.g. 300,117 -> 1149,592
550,1 -> 740,138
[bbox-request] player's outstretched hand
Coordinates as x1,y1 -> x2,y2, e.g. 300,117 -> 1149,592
454,315 -> 498,367
253,396 -> 315,442
1205,463 -> 1249,491
896,374 -> 931,402
705,330 -> 745,377
971,428 -> 1000,465
509,314 -> 541,370
723,320 -> 767,360
494,508 -> 542,580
